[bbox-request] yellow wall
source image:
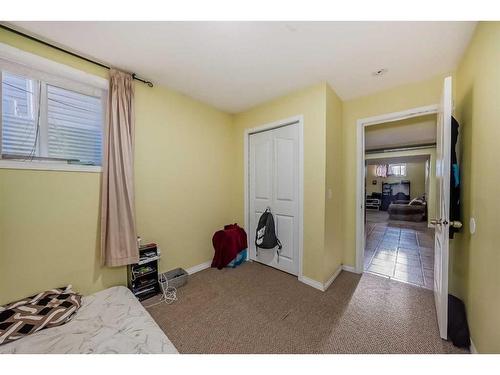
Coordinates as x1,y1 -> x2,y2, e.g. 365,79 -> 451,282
134,84 -> 234,273
453,21 -> 500,353
232,83 -> 343,283
323,85 -> 344,282
341,74 -> 452,267
0,29 -> 235,304
0,169 -> 124,303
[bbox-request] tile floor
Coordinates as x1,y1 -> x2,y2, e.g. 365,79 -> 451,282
364,210 -> 435,289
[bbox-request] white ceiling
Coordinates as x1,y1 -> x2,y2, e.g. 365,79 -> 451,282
8,21 -> 476,113
365,114 -> 437,151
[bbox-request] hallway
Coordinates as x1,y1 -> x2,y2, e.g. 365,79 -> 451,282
364,211 -> 434,289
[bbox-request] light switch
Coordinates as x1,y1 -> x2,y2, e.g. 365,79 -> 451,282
327,188 -> 332,200
469,217 -> 476,234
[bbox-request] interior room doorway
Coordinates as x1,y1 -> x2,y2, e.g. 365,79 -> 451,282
364,153 -> 435,289
355,75 -> 455,340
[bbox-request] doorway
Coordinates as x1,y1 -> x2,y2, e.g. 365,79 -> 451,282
355,76 -> 454,341
355,105 -> 440,275
364,152 -> 435,288
244,116 -> 304,278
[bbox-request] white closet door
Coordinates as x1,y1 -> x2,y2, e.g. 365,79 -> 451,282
248,123 -> 299,275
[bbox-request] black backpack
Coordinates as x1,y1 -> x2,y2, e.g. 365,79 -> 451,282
255,208 -> 282,261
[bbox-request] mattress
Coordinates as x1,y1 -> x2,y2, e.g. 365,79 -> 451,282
0,286 -> 178,354
388,203 -> 426,215
388,203 -> 426,222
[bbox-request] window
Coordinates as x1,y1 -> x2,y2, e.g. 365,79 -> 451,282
46,84 -> 103,164
1,72 -> 38,156
388,163 -> 407,177
1,63 -> 106,167
375,164 -> 387,178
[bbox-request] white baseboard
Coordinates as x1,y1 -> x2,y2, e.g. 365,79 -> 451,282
298,275 -> 324,291
341,265 -> 358,274
186,261 -> 354,289
470,339 -> 478,354
323,265 -> 343,291
185,260 -> 212,275
299,265 -> 343,292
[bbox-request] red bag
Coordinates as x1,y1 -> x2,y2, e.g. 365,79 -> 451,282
211,224 -> 248,269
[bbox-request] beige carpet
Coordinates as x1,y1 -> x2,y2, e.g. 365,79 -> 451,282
145,262 -> 467,354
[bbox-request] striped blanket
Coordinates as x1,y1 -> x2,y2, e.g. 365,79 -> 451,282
0,286 -> 81,345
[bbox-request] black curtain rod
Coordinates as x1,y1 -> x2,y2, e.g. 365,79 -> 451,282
0,23 -> 154,87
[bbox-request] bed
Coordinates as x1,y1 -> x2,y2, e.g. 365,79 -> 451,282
0,286 -> 178,354
388,200 -> 427,222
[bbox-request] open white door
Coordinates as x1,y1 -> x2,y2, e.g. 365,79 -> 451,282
433,76 -> 452,340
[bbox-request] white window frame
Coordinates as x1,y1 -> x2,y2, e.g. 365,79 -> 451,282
0,42 -> 108,173
387,163 -> 407,177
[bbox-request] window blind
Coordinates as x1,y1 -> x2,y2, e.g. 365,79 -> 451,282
47,85 -> 103,164
1,72 -> 38,156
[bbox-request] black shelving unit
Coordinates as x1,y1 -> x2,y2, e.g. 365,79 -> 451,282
381,182 -> 392,211
127,243 -> 160,301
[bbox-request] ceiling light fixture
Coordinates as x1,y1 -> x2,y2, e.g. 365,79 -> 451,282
372,68 -> 388,77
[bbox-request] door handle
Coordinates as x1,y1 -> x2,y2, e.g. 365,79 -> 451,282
431,219 -> 461,228
430,219 -> 442,226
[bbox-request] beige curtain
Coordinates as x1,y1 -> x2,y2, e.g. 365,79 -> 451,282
100,69 -> 138,267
